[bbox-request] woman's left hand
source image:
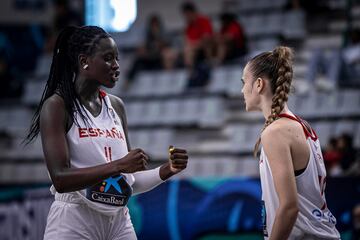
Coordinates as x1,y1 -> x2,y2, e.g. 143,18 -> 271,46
168,146 -> 188,174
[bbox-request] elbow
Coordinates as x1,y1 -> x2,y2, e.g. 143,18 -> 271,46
52,173 -> 66,193
279,202 -> 299,221
289,205 -> 299,219
285,204 -> 299,221
53,180 -> 65,193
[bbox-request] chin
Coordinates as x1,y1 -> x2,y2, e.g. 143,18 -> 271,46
245,105 -> 257,112
103,81 -> 116,88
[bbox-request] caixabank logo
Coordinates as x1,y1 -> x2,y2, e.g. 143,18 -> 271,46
87,175 -> 132,206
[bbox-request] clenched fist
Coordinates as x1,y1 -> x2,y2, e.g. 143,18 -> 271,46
168,146 -> 188,174
116,148 -> 148,173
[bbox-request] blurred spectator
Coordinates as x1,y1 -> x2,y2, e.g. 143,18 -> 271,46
54,0 -> 83,32
337,133 -> 357,173
181,1 -> 213,68
43,0 -> 83,56
306,48 -> 340,91
213,12 -> 247,66
323,137 -> 342,176
181,1 -> 213,88
126,14 -> 177,86
340,28 -> 360,87
308,28 -> 360,90
352,204 -> 360,240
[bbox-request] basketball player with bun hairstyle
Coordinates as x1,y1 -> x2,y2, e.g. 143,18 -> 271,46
25,26 -> 188,239
241,46 -> 340,239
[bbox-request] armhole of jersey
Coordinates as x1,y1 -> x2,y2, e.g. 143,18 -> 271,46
299,118 -> 318,141
278,113 -> 318,141
107,93 -> 131,152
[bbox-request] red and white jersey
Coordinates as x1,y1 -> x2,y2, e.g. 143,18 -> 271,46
50,90 -> 136,215
259,113 -> 340,239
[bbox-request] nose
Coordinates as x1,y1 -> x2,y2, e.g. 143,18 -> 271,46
112,59 -> 120,70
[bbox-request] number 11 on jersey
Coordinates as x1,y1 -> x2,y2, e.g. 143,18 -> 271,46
104,146 -> 112,162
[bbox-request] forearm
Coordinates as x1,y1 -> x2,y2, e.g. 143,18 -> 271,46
132,166 -> 164,195
270,206 -> 298,240
50,161 -> 123,193
159,162 -> 176,180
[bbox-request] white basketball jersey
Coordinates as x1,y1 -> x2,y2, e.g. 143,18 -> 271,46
259,114 -> 340,239
51,90 -> 135,215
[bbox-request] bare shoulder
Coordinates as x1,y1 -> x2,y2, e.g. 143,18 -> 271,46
108,94 -> 125,108
41,94 -> 66,116
40,94 -> 67,131
261,118 -> 298,145
108,94 -> 126,116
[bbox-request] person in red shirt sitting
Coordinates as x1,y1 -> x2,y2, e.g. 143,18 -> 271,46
323,137 -> 342,176
181,1 -> 214,68
214,12 -> 247,65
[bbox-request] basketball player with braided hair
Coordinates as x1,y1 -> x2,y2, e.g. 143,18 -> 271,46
25,26 -> 188,239
241,46 -> 340,239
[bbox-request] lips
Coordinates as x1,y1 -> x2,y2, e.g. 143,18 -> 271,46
110,71 -> 120,82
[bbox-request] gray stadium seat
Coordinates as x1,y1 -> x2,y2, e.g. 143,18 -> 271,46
227,123 -> 263,153
334,120 -> 356,136
295,90 -> 318,118
265,13 -> 283,35
161,99 -> 182,125
128,72 -> 156,96
317,90 -> 342,118
125,101 -> 146,126
208,67 -> 228,94
177,98 -> 201,125
354,121 -> 360,148
199,97 -> 226,128
148,129 -> 175,158
34,54 -> 52,79
22,80 -> 46,106
339,89 -> 360,116
312,121 -> 335,147
227,67 -> 243,97
143,101 -> 164,125
0,107 -> 33,137
283,10 -> 306,39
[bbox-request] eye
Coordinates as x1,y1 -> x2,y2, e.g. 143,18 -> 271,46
104,54 -> 114,62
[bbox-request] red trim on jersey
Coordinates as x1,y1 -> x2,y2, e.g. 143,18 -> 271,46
278,113 -> 318,141
321,202 -> 327,210
99,89 -> 107,98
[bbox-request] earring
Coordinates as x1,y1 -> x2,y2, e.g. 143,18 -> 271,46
83,64 -> 89,70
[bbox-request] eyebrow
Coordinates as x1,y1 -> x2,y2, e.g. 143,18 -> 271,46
103,51 -> 116,55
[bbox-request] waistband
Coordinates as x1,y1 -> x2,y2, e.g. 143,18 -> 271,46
54,191 -> 85,204
51,187 -> 125,216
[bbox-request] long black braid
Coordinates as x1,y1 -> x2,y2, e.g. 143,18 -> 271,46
25,26 -> 111,144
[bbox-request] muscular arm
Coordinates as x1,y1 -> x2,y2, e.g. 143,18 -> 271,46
40,95 -> 135,193
261,125 -> 299,240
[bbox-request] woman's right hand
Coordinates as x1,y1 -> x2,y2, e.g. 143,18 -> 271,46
116,148 -> 148,173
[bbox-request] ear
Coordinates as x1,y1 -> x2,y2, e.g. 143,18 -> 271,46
255,77 -> 265,93
78,54 -> 88,70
